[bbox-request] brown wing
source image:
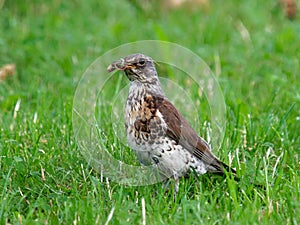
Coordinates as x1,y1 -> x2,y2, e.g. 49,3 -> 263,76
154,96 -> 234,174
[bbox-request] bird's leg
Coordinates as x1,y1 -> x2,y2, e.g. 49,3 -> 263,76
174,177 -> 179,201
161,176 -> 179,201
162,172 -> 180,201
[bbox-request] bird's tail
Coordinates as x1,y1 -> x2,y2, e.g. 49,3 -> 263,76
211,159 -> 239,181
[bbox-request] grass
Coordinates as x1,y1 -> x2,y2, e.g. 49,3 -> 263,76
0,0 -> 299,224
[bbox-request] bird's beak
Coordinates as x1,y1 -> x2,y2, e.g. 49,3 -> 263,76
107,58 -> 135,73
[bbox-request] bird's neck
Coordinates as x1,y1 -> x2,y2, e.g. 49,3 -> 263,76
129,79 -> 164,98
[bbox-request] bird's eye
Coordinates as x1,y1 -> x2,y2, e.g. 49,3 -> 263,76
137,59 -> 146,66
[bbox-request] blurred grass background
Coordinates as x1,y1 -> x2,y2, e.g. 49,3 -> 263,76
0,0 -> 299,224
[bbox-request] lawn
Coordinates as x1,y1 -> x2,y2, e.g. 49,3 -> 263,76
0,0 -> 299,224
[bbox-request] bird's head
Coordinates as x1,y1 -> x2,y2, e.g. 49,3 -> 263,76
107,53 -> 159,84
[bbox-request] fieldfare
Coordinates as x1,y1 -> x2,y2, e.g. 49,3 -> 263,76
107,53 -> 236,191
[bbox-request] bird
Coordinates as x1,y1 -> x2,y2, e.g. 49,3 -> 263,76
107,53 -> 236,193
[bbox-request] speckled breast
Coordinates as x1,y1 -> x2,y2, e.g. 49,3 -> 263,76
124,92 -> 167,151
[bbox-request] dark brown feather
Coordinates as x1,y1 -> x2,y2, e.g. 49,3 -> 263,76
153,95 -> 235,175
